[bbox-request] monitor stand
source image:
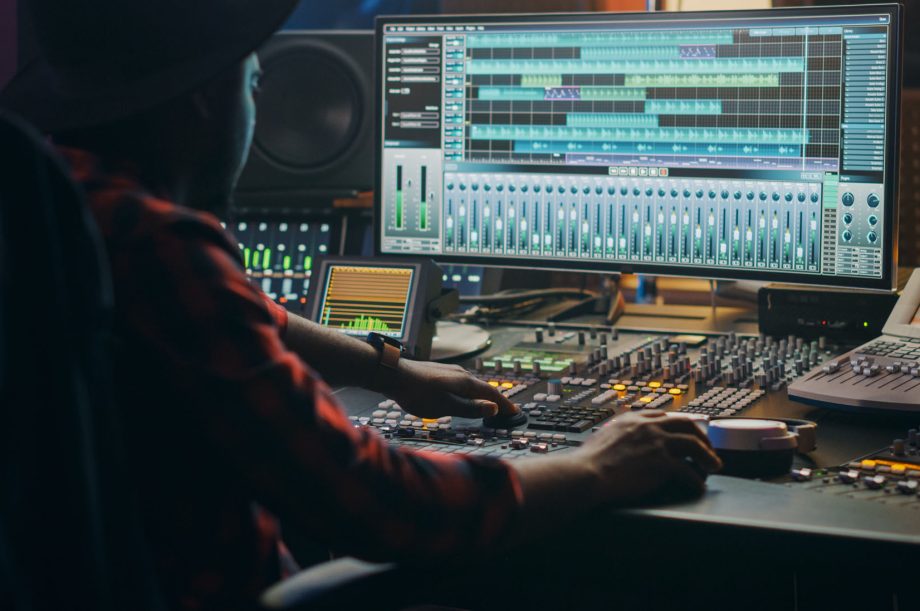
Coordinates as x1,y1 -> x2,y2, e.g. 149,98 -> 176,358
430,321 -> 492,362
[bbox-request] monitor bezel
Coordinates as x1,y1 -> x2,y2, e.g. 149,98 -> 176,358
374,4 -> 903,292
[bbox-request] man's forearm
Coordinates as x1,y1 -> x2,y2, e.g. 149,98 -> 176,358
281,313 -> 380,388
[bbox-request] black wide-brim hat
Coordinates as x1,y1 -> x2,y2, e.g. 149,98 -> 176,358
1,0 -> 300,133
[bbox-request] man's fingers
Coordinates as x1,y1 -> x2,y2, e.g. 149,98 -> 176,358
663,434 -> 723,473
666,460 -> 708,497
657,415 -> 713,447
442,395 -> 499,419
443,374 -> 519,415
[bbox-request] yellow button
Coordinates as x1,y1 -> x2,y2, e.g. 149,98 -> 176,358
613,384 -> 627,391
640,396 -> 655,404
649,381 -> 662,389
669,388 -> 682,395
422,418 -> 438,425
861,460 -> 877,470
501,382 -> 514,389
488,381 -> 500,387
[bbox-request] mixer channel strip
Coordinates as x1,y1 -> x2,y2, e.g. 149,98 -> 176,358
787,427 -> 920,506
789,335 -> 920,412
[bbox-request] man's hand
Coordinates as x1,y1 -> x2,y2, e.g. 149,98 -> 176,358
378,359 -> 521,420
509,411 -> 721,544
573,411 -> 722,504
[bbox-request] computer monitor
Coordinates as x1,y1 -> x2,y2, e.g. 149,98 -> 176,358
375,5 -> 902,291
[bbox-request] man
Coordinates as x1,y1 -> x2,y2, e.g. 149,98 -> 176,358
2,2 -> 720,610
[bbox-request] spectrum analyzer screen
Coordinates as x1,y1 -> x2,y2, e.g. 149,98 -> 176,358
376,7 -> 901,289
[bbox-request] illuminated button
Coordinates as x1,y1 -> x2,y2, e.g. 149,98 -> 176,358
868,231 -> 878,244
488,381 -> 500,388
613,384 -> 627,391
649,381 -> 662,389
842,230 -> 852,242
868,215 -> 879,226
843,213 -> 853,225
842,192 -> 855,206
860,460 -> 877,471
640,396 -> 655,404
867,193 -> 880,208
669,388 -> 683,395
501,382 -> 514,389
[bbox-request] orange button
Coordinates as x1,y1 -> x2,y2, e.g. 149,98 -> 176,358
669,388 -> 682,395
613,384 -> 627,391
649,381 -> 662,389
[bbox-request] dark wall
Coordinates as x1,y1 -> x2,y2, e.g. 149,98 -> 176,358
0,0 -> 16,89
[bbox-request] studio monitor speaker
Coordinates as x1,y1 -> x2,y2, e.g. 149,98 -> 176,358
236,31 -> 375,202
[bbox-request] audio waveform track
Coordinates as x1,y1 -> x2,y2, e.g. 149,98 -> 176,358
462,28 -> 843,171
318,266 -> 414,338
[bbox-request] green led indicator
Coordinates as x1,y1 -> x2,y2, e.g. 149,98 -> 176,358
243,248 -> 251,269
283,255 -> 291,270
864,322 -> 869,328
304,256 -> 313,271
262,248 -> 271,269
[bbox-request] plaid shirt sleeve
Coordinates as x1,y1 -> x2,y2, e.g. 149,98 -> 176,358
101,191 -> 522,562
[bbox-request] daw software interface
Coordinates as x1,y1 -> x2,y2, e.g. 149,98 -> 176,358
376,6 -> 901,290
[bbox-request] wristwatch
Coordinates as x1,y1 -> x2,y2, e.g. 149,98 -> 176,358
366,332 -> 405,388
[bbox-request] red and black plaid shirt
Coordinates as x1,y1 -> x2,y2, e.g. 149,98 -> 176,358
61,147 -> 522,611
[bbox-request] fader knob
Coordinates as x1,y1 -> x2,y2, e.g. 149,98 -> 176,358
474,357 -> 483,371
532,361 -> 542,375
535,328 -> 544,343
893,439 -> 906,456
568,362 -> 578,375
513,360 -> 522,376
547,379 -> 562,395
548,323 -> 556,337
599,333 -> 608,345
494,360 -> 503,374
578,331 -> 586,346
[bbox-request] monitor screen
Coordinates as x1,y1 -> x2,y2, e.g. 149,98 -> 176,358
316,264 -> 415,339
375,5 -> 902,291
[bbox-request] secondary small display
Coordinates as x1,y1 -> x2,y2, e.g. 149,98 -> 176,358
317,265 -> 414,339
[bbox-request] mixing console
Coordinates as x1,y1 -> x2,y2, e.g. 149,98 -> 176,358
786,425 -> 920,505
341,327 -> 845,461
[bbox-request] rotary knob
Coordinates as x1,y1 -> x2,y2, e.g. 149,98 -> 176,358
867,193 -> 880,208
868,215 -> 879,227
842,192 -> 855,206
842,230 -> 852,242
843,213 -> 853,225
867,231 -> 878,244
